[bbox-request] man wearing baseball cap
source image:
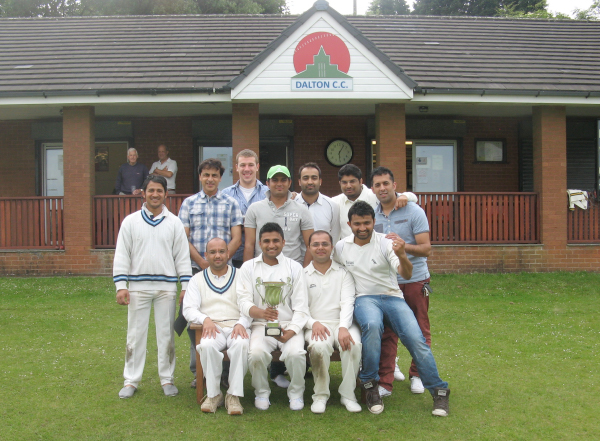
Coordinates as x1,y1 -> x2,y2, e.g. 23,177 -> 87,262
243,165 -> 313,388
244,165 -> 314,268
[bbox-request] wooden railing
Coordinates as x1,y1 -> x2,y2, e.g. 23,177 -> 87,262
93,193 -> 539,248
0,197 -> 64,249
416,193 -> 539,244
567,198 -> 600,243
93,195 -> 190,248
0,193 -> 542,250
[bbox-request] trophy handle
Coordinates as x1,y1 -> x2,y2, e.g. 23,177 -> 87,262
282,276 -> 292,302
255,277 -> 265,304
255,277 -> 262,295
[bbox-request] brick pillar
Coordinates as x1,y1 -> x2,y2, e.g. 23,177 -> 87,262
62,106 -> 95,253
532,105 -> 567,246
375,103 -> 406,191
232,103 -> 259,182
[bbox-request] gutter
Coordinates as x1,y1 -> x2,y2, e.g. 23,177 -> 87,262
414,87 -> 600,98
0,87 -> 228,99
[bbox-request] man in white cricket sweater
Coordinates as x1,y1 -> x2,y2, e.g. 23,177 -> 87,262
183,238 -> 251,415
113,175 -> 192,399
237,222 -> 310,411
303,230 -> 362,414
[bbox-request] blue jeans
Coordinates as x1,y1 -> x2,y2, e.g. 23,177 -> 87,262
354,295 -> 448,394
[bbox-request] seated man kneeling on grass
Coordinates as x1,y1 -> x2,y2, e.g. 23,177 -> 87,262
237,222 -> 310,411
183,238 -> 251,414
334,201 -> 451,416
304,230 -> 362,414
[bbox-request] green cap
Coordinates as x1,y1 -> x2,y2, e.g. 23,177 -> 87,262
267,165 -> 291,179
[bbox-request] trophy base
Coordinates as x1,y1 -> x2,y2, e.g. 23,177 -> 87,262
265,323 -> 282,337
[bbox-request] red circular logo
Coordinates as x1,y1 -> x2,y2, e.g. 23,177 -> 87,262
293,32 -> 351,74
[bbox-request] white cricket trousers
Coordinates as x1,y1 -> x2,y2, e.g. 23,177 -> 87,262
304,322 -> 362,402
196,325 -> 251,398
123,290 -> 176,388
248,324 -> 306,400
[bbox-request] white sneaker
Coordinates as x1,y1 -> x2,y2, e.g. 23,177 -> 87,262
118,386 -> 136,399
272,374 -> 290,388
410,376 -> 425,394
255,397 -> 270,410
378,385 -> 392,397
289,398 -> 304,411
340,397 -> 362,412
394,357 -> 406,381
310,399 -> 326,413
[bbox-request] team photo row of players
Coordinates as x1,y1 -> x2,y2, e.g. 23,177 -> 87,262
112,152 -> 450,417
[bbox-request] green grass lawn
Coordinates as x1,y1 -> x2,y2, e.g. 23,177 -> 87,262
1,273 -> 599,440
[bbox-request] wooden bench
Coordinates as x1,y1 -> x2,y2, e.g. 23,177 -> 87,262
190,323 -> 355,404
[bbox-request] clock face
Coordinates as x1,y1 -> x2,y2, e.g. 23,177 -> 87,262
325,139 -> 353,166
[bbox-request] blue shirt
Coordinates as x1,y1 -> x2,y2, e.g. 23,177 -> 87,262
221,180 -> 268,261
374,202 -> 430,284
115,162 -> 149,194
178,190 -> 243,270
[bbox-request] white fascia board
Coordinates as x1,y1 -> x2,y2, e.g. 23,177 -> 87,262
234,91 -> 412,100
231,11 -> 413,100
412,93 -> 600,106
0,93 -> 231,107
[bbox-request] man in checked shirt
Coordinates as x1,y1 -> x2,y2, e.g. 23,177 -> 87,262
178,158 -> 243,388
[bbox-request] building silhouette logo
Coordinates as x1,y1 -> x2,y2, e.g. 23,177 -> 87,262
292,32 -> 352,91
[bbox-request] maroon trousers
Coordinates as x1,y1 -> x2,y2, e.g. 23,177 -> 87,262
378,278 -> 431,392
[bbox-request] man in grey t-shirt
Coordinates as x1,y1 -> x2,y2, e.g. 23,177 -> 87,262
371,166 -> 434,398
244,165 -> 314,267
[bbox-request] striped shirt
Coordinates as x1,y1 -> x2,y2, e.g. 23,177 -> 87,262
178,190 -> 243,270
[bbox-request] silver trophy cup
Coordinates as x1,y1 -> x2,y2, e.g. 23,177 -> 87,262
255,277 -> 291,336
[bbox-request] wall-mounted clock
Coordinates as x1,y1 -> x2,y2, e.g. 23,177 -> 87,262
325,138 -> 353,167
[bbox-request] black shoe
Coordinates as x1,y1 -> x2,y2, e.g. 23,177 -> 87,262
432,387 -> 450,417
359,380 -> 384,414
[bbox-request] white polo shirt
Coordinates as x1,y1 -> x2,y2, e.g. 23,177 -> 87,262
237,253 -> 309,335
333,231 -> 403,299
332,184 -> 378,240
332,187 -> 419,240
294,192 -> 341,246
150,157 -> 178,190
303,260 -> 355,330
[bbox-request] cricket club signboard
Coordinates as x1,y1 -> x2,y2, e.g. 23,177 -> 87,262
292,32 -> 352,91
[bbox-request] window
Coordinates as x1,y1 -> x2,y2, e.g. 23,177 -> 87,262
475,139 -> 506,163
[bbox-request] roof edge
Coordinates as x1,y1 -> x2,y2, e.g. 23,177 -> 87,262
225,0 -> 418,90
415,88 -> 600,98
0,87 -> 229,99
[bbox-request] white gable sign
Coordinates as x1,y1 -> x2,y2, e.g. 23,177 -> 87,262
291,32 -> 353,91
231,12 -> 413,101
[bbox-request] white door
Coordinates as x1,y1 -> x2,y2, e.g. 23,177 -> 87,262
43,143 -> 64,196
200,147 -> 233,190
412,142 -> 457,192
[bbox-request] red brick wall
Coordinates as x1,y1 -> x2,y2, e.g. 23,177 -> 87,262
461,117 -> 521,192
533,106 -> 567,246
0,250 -> 114,276
63,106 -> 95,251
3,244 -> 599,276
428,245 -> 600,273
0,120 -> 36,197
293,115 -> 368,198
133,117 -> 195,194
233,103 -> 259,182
376,104 -> 407,191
